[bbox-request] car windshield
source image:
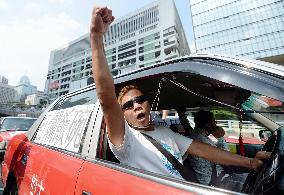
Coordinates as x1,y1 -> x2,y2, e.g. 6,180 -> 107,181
242,94 -> 284,126
1,118 -> 37,131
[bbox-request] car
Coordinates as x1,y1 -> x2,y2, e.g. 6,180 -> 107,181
0,116 -> 37,161
1,54 -> 284,194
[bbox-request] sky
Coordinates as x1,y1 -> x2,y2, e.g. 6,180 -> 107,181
0,0 -> 194,91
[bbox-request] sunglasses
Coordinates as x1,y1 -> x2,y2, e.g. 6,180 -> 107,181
121,95 -> 148,110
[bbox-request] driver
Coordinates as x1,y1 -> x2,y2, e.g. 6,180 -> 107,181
90,6 -> 270,182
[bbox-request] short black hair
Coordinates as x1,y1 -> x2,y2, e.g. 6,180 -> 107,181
194,110 -> 214,129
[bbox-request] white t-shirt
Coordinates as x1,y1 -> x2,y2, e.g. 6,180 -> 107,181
108,122 -> 193,179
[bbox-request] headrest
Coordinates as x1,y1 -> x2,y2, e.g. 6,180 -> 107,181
151,114 -> 188,134
152,117 -> 181,128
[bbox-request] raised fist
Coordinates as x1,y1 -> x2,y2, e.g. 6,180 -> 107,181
90,7 -> 115,35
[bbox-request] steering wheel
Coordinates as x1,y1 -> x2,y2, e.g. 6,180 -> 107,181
242,128 -> 284,194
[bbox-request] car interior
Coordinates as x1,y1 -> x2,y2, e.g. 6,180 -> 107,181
96,71 -> 284,194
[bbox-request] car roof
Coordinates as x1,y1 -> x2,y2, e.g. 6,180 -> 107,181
114,54 -> 284,81
192,53 -> 284,77
61,54 -> 284,106
114,54 -> 284,102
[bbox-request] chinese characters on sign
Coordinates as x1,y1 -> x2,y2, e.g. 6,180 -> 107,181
34,104 -> 95,152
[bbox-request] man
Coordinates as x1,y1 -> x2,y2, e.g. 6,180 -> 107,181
90,6 -> 269,182
191,110 -> 229,151
187,110 -> 247,190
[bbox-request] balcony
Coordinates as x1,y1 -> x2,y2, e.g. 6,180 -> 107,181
164,47 -> 179,61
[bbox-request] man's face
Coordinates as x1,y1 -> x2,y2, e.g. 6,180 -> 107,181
120,89 -> 151,128
207,117 -> 225,138
204,117 -> 217,135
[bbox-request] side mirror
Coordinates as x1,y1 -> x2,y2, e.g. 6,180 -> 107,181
259,130 -> 272,142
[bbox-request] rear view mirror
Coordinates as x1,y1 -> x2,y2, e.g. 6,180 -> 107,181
259,130 -> 272,142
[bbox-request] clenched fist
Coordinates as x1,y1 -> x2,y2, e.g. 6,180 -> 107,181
90,7 -> 115,35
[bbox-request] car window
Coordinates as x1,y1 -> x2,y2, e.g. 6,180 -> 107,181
51,90 -> 97,111
0,118 -> 36,131
33,89 -> 97,153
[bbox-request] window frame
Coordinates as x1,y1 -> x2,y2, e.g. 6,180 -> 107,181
29,86 -> 99,157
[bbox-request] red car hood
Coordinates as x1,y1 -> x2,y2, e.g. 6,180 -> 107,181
0,131 -> 27,142
225,136 -> 265,145
209,135 -> 265,145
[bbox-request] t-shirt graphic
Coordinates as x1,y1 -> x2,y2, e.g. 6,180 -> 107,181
161,143 -> 182,176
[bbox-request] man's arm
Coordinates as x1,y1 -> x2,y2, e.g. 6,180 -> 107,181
187,141 -> 269,170
90,7 -> 125,146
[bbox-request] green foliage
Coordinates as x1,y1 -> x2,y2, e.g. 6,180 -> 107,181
212,109 -> 238,120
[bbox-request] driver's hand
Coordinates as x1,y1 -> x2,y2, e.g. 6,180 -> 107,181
250,151 -> 271,171
211,126 -> 225,138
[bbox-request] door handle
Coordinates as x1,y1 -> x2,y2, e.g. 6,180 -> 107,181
82,191 -> 92,195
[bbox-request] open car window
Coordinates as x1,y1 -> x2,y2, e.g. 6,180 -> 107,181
97,68 -> 284,193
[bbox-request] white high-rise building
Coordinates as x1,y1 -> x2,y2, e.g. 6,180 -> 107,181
45,0 -> 190,101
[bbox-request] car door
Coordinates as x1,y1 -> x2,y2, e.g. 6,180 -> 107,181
13,89 -> 98,194
75,108 -> 228,195
74,108 -> 188,195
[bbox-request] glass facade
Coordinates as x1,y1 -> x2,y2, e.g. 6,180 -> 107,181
190,0 -> 284,59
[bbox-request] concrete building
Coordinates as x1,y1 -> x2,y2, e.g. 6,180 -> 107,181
25,91 -> 47,106
14,75 -> 37,102
189,0 -> 284,64
45,0 -> 190,101
0,76 -> 17,104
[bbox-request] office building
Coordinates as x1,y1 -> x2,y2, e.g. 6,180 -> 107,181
0,76 -> 16,104
0,84 -> 16,104
25,91 -> 47,106
189,0 -> 284,64
45,0 -> 190,101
